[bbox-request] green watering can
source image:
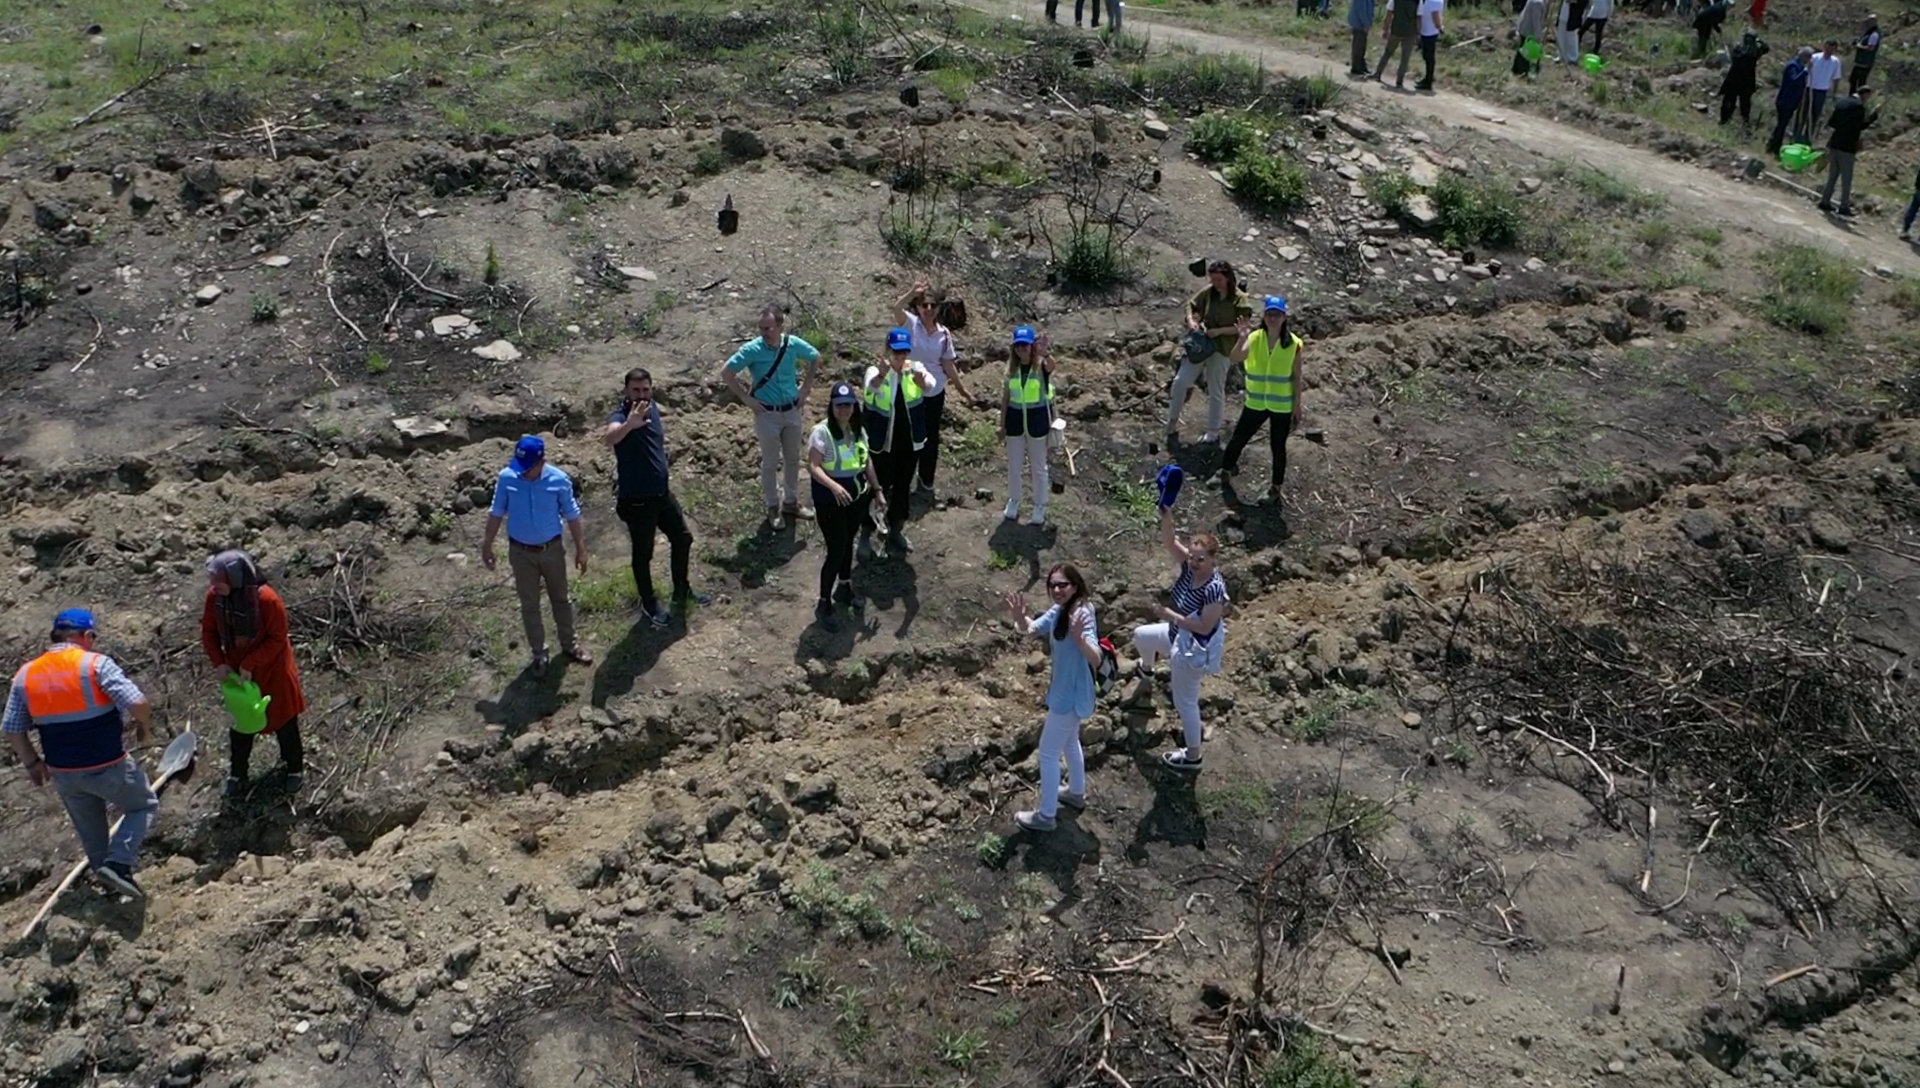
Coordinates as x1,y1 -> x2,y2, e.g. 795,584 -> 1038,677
1581,53 -> 1606,74
222,675 -> 271,735
1523,37 -> 1544,63
1779,144 -> 1820,172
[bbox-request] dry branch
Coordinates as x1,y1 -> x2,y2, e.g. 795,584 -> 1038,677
321,232 -> 367,343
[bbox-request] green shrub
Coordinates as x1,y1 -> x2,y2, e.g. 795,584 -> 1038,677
1185,111 -> 1260,163
1258,1034 -> 1358,1088
1364,171 -> 1416,219
1759,244 -> 1856,336
1224,151 -> 1309,212
1430,175 -> 1522,249
1055,222 -> 1133,287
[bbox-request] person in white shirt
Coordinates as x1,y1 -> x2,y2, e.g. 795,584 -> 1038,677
1808,39 -> 1844,135
1850,15 -> 1880,94
1414,0 -> 1445,90
1582,0 -> 1613,55
894,279 -> 977,502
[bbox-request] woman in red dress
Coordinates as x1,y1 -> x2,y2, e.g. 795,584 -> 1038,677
201,551 -> 308,797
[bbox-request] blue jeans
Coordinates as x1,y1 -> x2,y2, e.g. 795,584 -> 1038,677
52,757 -> 157,871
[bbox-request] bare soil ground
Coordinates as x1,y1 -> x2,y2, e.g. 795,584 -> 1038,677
2,4 -> 1919,1088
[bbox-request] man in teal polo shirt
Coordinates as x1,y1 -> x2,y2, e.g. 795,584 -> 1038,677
481,436 -> 592,675
717,303 -> 823,530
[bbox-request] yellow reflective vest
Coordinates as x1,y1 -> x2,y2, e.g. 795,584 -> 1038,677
1244,328 -> 1300,414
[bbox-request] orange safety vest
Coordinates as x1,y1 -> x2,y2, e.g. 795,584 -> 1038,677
21,646 -> 123,770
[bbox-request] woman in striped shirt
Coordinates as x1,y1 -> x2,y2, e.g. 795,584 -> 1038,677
1132,507 -> 1229,772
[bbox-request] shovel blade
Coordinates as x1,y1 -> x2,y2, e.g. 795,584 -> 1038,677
154,730 -> 198,786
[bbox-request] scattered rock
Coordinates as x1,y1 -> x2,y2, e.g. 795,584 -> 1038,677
259,254 -> 292,268
43,916 -> 90,965
1807,512 -> 1852,552
1461,264 -> 1494,281
168,1045 -> 209,1076
1517,177 -> 1543,194
788,774 -> 839,814
1406,194 -> 1438,228
42,1034 -> 88,1078
193,284 -> 224,305
1278,246 -> 1303,262
1677,507 -> 1730,549
317,1040 -> 342,1063
1331,114 -> 1379,142
718,127 -> 767,160
1406,159 -> 1440,188
616,266 -> 657,282
472,339 -> 522,362
1142,118 -> 1171,140
33,200 -> 72,231
430,314 -> 471,336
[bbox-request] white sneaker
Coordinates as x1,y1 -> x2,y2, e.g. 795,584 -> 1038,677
1003,498 -> 1020,520
1028,506 -> 1047,526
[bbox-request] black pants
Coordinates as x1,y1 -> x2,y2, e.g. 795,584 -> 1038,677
1418,34 -> 1438,85
1222,409 -> 1294,489
1047,0 -> 1102,24
1581,16 -> 1607,54
872,447 -> 916,534
917,390 -> 948,488
1766,102 -> 1793,151
1849,64 -> 1872,94
617,493 -> 693,609
233,717 -> 304,779
814,484 -> 872,602
1720,88 -> 1753,124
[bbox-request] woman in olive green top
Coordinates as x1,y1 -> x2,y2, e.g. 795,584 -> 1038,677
1172,260 -> 1253,448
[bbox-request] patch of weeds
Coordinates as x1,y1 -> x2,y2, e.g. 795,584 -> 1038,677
1301,69 -> 1344,109
1258,1034 -> 1358,1088
774,954 -> 825,1009
946,418 -> 999,469
249,292 -> 279,323
951,897 -> 983,922
899,920 -> 949,964
925,66 -> 975,102
987,549 -> 1019,572
1689,224 -> 1724,246
1758,244 -> 1856,336
1054,222 -> 1135,287
991,1005 -> 1021,1029
631,288 -> 679,338
1186,110 -> 1261,164
483,242 -> 501,286
1325,792 -> 1393,845
831,984 -> 871,1052
1125,50 -> 1269,114
693,144 -> 725,176
938,1029 -> 988,1070
1290,688 -> 1376,741
788,861 -> 893,940
1430,175 -> 1522,249
423,509 -> 454,543
1444,738 -> 1474,768
1569,166 -> 1662,213
881,200 -> 956,261
1224,151 -> 1309,212
1890,278 -> 1920,318
1199,781 -> 1270,821
812,0 -> 878,86
976,832 -> 1009,868
1100,459 -> 1159,525
1636,218 -> 1675,251
572,568 -> 637,614
364,351 -> 391,376
1105,28 -> 1152,61
1365,170 -> 1417,219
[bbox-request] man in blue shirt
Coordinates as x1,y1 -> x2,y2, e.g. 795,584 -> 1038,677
1766,46 -> 1812,154
5,608 -> 157,898
717,303 -> 823,530
481,436 -> 592,675
604,367 -> 709,629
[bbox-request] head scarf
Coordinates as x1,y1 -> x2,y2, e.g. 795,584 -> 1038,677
208,549 -> 266,651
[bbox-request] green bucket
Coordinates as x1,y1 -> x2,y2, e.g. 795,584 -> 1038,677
1522,37 -> 1544,63
221,675 -> 271,735
1581,53 -> 1606,74
1779,144 -> 1819,172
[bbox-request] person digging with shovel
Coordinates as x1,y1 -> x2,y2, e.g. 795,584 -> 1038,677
4,608 -> 157,898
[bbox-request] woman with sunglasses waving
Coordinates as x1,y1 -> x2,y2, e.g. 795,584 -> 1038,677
1003,563 -> 1102,832
1132,507 -> 1229,772
808,382 -> 888,633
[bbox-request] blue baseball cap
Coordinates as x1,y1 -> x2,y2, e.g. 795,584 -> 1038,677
53,608 -> 97,633
510,435 -> 546,471
1011,325 -> 1037,345
1263,295 -> 1288,313
886,327 -> 913,352
829,381 -> 859,405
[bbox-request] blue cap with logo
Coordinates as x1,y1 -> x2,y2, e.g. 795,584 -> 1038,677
53,608 -> 97,633
886,327 -> 913,352
1263,295 -> 1288,314
1012,325 -> 1037,345
830,381 -> 860,405
510,435 -> 546,471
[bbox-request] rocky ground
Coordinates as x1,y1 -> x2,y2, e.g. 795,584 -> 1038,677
2,4 -> 1919,1088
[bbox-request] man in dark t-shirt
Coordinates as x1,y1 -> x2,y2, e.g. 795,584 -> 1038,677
603,367 -> 707,628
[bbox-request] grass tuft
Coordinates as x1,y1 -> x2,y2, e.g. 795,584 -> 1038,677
1758,244 -> 1856,336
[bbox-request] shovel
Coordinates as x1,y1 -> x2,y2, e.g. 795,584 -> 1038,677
20,730 -> 199,939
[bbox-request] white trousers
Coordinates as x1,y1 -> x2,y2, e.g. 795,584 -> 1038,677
1006,435 -> 1050,511
1036,710 -> 1086,817
1134,622 -> 1205,754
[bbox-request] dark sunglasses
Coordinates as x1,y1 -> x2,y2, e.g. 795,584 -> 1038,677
1047,580 -> 1072,589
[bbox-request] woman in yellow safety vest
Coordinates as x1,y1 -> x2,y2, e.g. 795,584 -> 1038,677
808,381 -> 888,633
1001,325 -> 1055,526
1223,295 -> 1304,507
862,328 -> 935,558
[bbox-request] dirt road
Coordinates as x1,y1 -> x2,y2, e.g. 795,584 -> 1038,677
964,0 -> 1920,277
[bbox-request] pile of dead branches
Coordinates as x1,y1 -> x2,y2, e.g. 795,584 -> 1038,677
1448,546 -> 1920,924
285,546 -> 486,669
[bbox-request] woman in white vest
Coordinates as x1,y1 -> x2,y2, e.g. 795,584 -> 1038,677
1001,325 -> 1055,526
1132,506 -> 1229,772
